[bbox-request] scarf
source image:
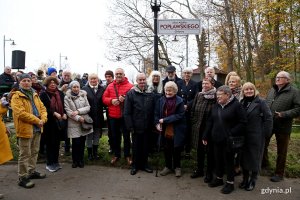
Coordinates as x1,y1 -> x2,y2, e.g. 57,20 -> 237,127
231,87 -> 241,98
200,87 -> 216,99
163,96 -> 176,117
46,88 -> 64,115
242,96 -> 255,109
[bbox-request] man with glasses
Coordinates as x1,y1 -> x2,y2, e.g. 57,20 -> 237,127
263,71 -> 300,182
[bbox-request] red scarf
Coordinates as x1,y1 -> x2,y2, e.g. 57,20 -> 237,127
46,88 -> 64,115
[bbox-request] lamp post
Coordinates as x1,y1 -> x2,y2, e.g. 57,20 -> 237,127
3,35 -> 16,68
59,53 -> 68,70
172,35 -> 189,68
151,0 -> 161,71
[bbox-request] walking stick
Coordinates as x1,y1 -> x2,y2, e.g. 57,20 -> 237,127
155,125 -> 162,177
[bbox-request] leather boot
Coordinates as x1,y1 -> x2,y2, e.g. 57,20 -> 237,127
87,148 -> 93,161
93,145 -> 100,160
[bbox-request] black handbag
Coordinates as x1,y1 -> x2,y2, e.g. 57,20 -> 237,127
56,119 -> 67,131
217,107 -> 244,150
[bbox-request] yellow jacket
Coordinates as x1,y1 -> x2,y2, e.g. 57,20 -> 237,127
11,90 -> 47,138
0,105 -> 13,164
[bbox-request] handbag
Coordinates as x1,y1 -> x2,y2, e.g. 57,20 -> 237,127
56,119 -> 67,131
217,107 -> 244,150
72,99 -> 93,131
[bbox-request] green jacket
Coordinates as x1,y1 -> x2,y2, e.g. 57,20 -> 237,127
266,83 -> 300,134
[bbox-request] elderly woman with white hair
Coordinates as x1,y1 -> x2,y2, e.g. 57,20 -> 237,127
177,67 -> 198,158
82,73 -> 105,161
155,81 -> 186,177
64,81 -> 93,168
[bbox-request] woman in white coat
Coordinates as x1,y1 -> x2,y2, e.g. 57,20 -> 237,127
64,81 -> 93,168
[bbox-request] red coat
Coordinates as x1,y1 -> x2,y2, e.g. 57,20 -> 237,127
102,77 -> 133,118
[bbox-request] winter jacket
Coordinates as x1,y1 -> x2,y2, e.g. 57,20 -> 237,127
203,97 -> 247,143
64,89 -> 92,138
241,96 -> 273,171
177,79 -> 199,110
10,90 -> 48,138
154,95 -> 186,147
0,105 -> 13,164
124,85 -> 155,132
102,77 -> 133,118
82,84 -> 105,129
266,83 -> 300,134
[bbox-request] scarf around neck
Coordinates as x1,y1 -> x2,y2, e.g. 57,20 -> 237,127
46,88 -> 64,115
200,87 -> 216,99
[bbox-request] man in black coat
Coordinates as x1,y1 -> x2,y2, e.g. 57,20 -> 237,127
0,66 -> 14,96
263,71 -> 300,182
124,73 -> 155,175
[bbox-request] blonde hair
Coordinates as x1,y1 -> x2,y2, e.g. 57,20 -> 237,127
164,81 -> 178,93
147,70 -> 163,93
225,71 -> 238,85
240,82 -> 259,99
228,75 -> 241,87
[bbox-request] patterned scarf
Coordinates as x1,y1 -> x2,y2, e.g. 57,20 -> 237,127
200,87 -> 216,99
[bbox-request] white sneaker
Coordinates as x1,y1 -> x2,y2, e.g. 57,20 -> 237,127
46,164 -> 57,172
175,168 -> 181,177
160,167 -> 171,176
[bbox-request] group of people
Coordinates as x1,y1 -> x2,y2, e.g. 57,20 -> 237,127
0,65 -> 299,196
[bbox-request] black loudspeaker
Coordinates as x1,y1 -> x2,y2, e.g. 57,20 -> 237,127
12,50 -> 26,69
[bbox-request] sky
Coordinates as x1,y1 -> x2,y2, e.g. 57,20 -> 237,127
0,0 -> 134,79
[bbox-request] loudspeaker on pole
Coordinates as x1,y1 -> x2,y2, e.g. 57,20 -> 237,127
11,50 -> 26,69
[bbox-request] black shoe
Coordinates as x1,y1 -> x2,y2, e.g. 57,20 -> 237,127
190,169 -> 204,179
72,163 -> 78,168
130,168 -> 138,175
143,167 -> 153,173
221,182 -> 234,194
208,178 -> 224,187
204,173 -> 213,183
245,179 -> 256,191
28,171 -> 46,179
270,175 -> 283,182
18,177 -> 35,189
239,178 -> 248,189
78,161 -> 84,168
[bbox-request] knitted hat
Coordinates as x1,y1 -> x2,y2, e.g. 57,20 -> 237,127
69,80 -> 80,89
19,73 -> 32,81
47,67 -> 57,76
105,70 -> 114,78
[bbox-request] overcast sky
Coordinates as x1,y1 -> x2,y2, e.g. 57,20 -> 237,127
0,0 -> 134,78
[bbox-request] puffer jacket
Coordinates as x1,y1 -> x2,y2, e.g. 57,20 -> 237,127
64,89 -> 92,138
10,90 -> 48,138
102,77 -> 133,118
266,83 -> 300,134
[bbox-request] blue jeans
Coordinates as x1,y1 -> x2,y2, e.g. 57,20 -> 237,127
110,117 -> 131,158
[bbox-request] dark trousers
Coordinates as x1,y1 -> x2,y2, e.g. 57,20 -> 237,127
46,131 -> 60,165
263,132 -> 290,176
110,117 -> 131,158
197,140 -> 214,175
184,112 -> 192,153
132,131 -> 149,169
164,138 -> 182,169
72,136 -> 86,164
39,133 -> 46,155
107,116 -> 113,150
214,141 -> 235,182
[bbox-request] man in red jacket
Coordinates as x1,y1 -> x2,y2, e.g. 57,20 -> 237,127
102,68 -> 133,165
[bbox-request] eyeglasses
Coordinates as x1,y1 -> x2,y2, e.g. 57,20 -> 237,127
276,76 -> 287,79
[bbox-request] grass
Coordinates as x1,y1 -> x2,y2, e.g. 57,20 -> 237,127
7,126 -> 300,178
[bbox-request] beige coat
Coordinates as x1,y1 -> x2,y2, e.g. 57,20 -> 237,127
64,89 -> 93,138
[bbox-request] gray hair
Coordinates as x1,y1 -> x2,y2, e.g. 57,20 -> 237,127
136,73 -> 146,81
69,80 -> 80,88
182,67 -> 193,73
164,81 -> 178,93
204,66 -> 215,73
217,85 -> 232,96
278,71 -> 291,81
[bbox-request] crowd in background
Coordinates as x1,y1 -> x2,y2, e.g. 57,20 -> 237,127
0,65 -> 299,196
